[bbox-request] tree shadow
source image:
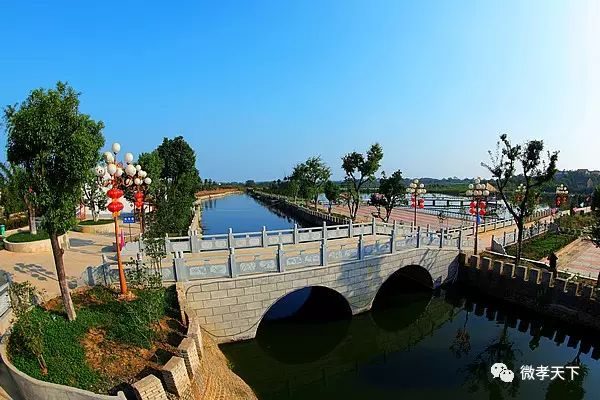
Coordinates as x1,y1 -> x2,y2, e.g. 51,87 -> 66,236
13,263 -> 56,282
68,238 -> 95,247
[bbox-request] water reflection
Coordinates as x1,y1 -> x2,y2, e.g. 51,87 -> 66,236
222,284 -> 600,400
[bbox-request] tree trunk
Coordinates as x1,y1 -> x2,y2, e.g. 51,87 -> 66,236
24,196 -> 37,235
515,219 -> 525,267
49,233 -> 76,321
91,206 -> 98,222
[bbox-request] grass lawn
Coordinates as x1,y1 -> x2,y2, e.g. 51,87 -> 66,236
78,219 -> 113,226
506,232 -> 578,260
8,285 -> 183,395
5,231 -> 50,243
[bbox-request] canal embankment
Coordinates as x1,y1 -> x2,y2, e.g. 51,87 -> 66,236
247,190 -> 349,227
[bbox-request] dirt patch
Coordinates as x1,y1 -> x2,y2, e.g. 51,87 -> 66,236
80,315 -> 185,391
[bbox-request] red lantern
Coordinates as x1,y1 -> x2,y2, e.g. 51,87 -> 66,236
479,209 -> 486,216
469,207 -> 475,215
479,201 -> 486,209
470,201 -> 476,208
107,201 -> 124,213
135,191 -> 144,200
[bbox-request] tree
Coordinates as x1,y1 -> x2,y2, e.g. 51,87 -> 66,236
482,134 -> 557,266
323,181 -> 340,214
341,143 -> 384,221
5,82 -> 104,321
81,173 -> 106,222
378,170 -> 407,222
144,136 -> 201,238
290,156 -> 331,209
0,163 -> 27,220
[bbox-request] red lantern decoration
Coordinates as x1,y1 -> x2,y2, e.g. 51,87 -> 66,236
107,201 -> 124,213
135,191 -> 144,200
556,199 -> 561,206
479,201 -> 486,209
470,201 -> 476,208
469,208 -> 475,215
479,209 -> 486,216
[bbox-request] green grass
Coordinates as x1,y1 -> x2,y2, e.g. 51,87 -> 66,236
8,285 -> 178,393
556,213 -> 594,231
506,232 -> 578,260
5,231 -> 49,243
78,219 -> 113,226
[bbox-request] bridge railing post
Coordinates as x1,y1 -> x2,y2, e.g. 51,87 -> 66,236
322,221 -> 328,240
227,228 -> 234,249
277,244 -> 285,272
228,247 -> 237,278
458,229 -> 463,250
390,220 -> 397,253
439,228 -> 444,248
503,231 -> 507,247
262,226 -> 268,248
321,239 -> 328,266
372,218 -> 376,236
173,252 -> 189,282
358,234 -> 364,260
293,223 -> 299,244
348,220 -> 354,238
416,226 -> 421,248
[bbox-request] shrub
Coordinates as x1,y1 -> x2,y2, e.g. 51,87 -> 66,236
6,231 -> 49,243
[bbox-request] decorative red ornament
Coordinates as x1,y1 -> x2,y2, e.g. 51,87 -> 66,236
135,191 -> 144,200
469,208 -> 475,215
107,201 -> 124,213
479,209 -> 486,216
479,201 -> 486,209
470,201 -> 476,208
419,203 -> 424,209
556,199 -> 561,206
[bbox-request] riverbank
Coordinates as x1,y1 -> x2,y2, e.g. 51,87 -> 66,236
195,188 -> 242,202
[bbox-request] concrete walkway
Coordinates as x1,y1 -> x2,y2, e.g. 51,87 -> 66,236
555,239 -> 600,279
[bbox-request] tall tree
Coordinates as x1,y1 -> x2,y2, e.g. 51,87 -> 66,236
378,170 -> 407,222
5,82 -> 104,321
323,180 -> 340,214
341,143 -> 383,221
482,134 -> 557,266
144,136 -> 201,237
290,156 -> 331,209
592,186 -> 600,242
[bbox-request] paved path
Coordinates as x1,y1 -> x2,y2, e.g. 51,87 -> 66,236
555,239 -> 600,279
0,230 -> 125,298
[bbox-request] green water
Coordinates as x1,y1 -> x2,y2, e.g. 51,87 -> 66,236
221,285 -> 600,400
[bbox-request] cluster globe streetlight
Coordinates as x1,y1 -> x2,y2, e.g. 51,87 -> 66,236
94,142 -> 151,295
406,179 -> 426,228
555,184 -> 569,207
466,177 -> 490,254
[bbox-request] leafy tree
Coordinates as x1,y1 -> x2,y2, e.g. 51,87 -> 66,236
323,181 -> 340,214
290,156 -> 331,209
482,134 -> 558,266
341,143 -> 384,221
245,180 -> 256,187
545,349 -> 588,400
0,163 -> 28,220
143,136 -> 201,238
5,82 -> 104,321
369,193 -> 385,219
378,170 -> 407,222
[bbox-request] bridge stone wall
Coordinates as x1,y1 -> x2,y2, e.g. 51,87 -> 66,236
181,247 -> 461,343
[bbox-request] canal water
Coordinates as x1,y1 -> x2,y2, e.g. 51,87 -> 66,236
200,193 -> 304,234
221,282 -> 600,400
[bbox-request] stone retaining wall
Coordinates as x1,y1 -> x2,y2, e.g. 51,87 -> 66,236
459,253 -> 600,330
2,233 -> 69,253
0,338 -> 126,400
75,223 -> 114,234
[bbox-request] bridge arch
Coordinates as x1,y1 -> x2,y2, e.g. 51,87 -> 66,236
370,264 -> 434,332
256,285 -> 352,363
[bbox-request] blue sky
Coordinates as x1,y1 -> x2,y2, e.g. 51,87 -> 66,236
1,1 -> 598,181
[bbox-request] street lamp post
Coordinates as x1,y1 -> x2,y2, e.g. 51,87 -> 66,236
406,179 -> 426,228
95,143 -> 150,296
466,177 -> 490,254
131,167 -> 152,234
555,184 -> 569,208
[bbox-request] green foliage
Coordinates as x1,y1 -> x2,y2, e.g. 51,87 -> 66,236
6,231 -> 49,243
156,136 -> 197,182
9,281 -> 39,319
323,180 -> 340,213
0,163 -> 27,218
289,156 -> 331,207
78,219 -> 113,226
0,215 -> 29,231
378,170 -> 407,222
8,285 -> 176,392
555,213 -> 594,231
81,174 -> 106,222
341,143 -> 384,221
483,134 -> 558,265
4,82 -> 105,236
592,187 -> 600,241
505,232 -> 577,261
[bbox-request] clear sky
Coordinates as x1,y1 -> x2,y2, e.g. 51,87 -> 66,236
1,1 -> 599,181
